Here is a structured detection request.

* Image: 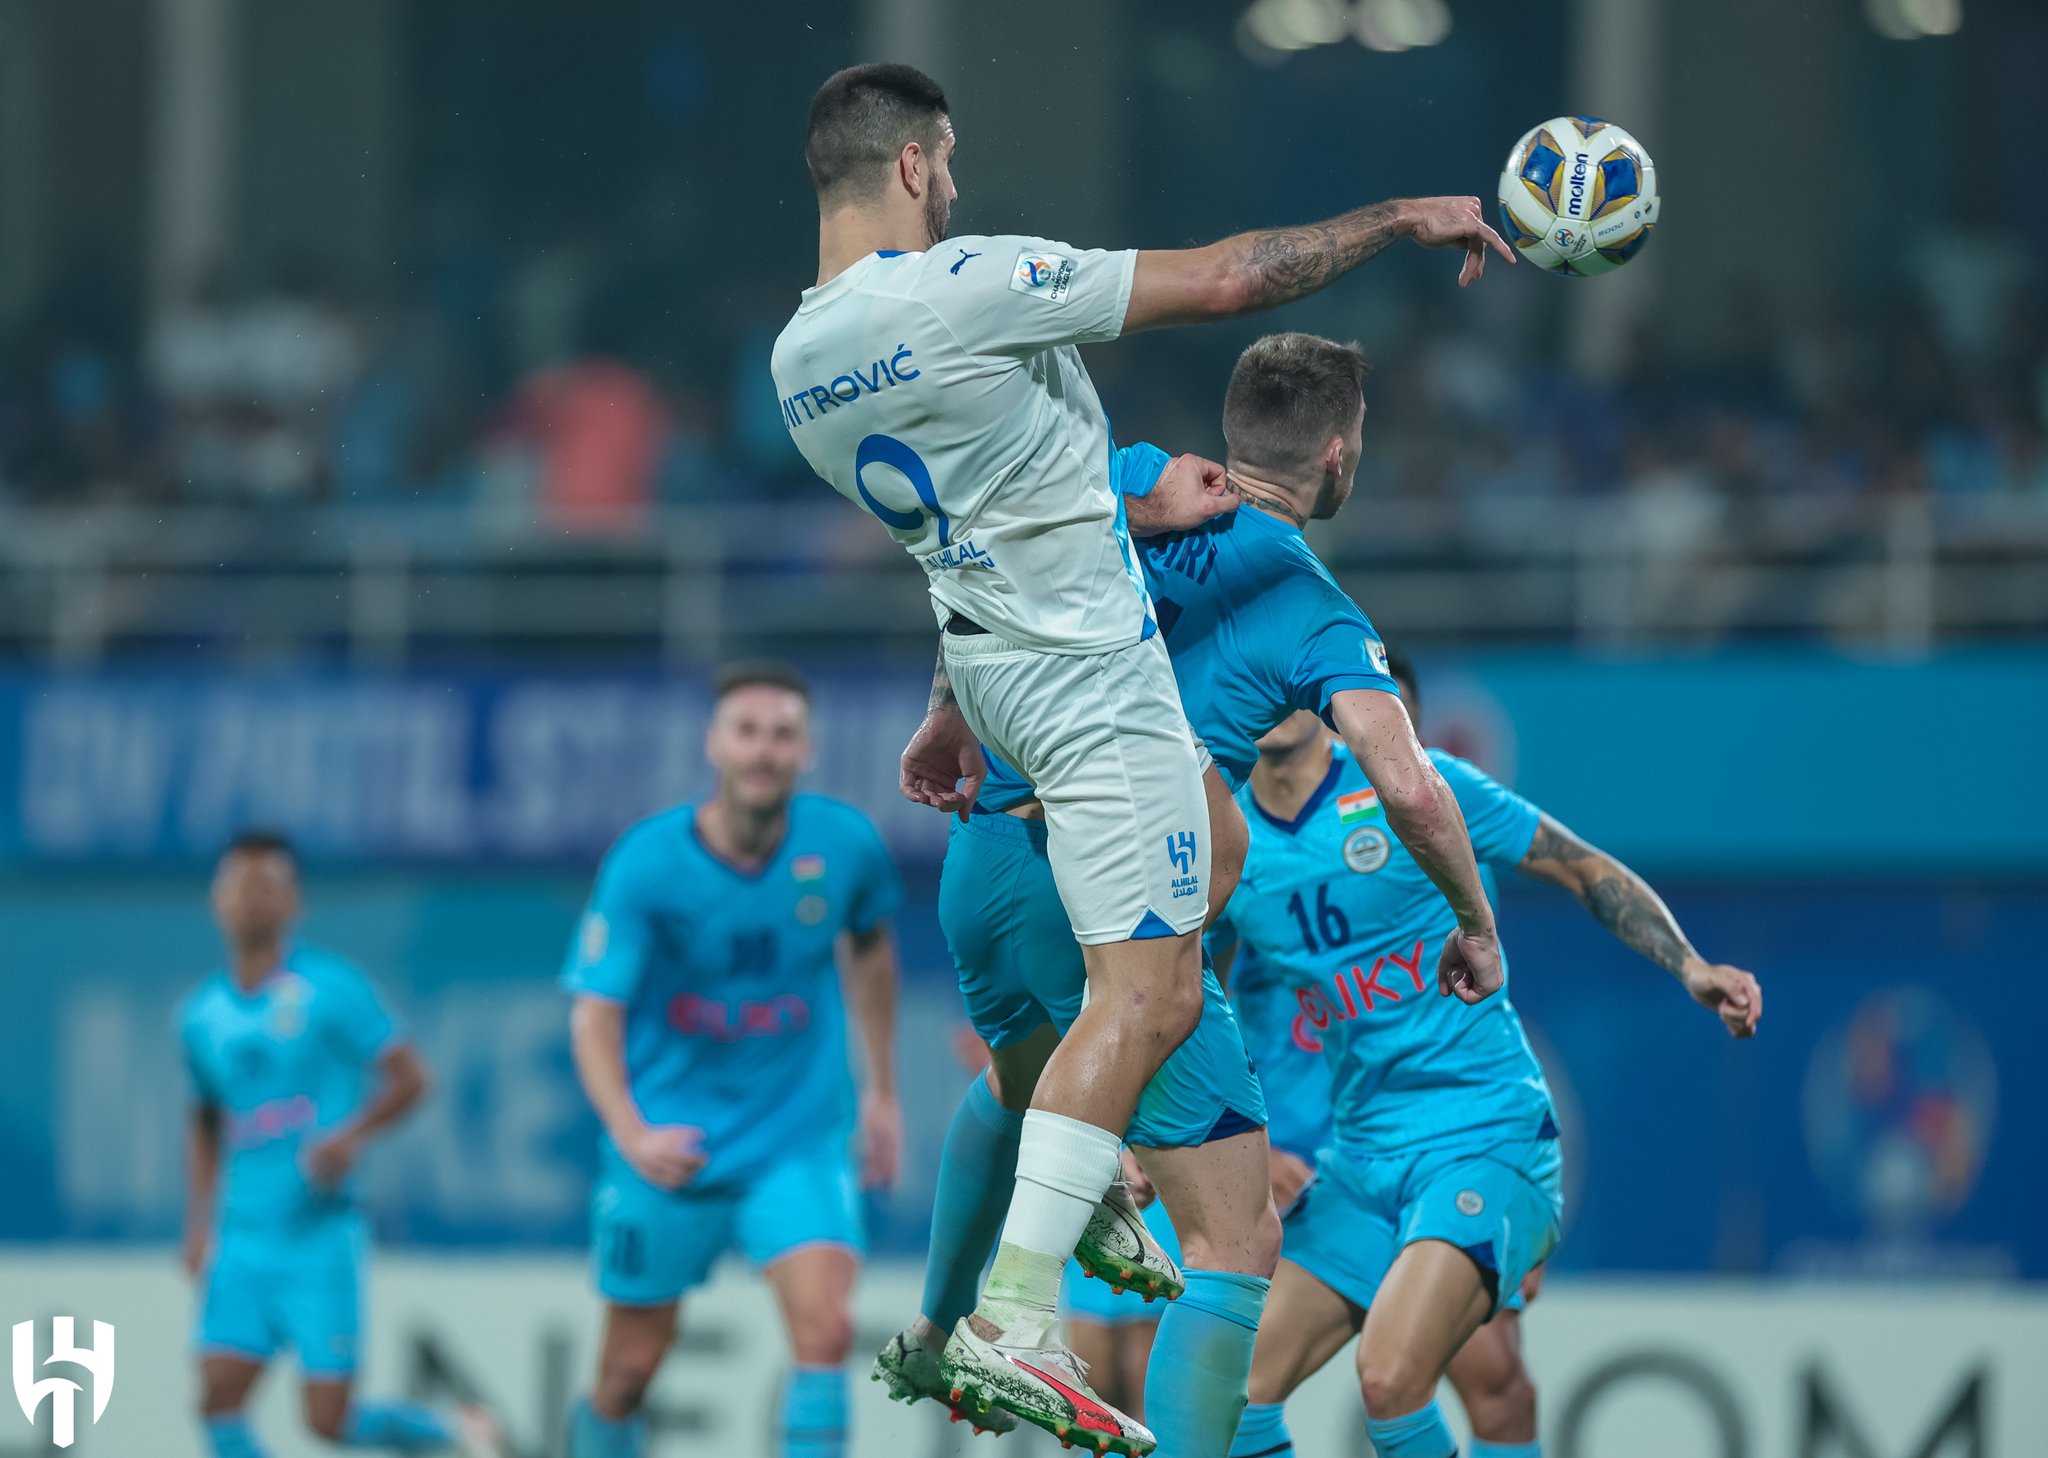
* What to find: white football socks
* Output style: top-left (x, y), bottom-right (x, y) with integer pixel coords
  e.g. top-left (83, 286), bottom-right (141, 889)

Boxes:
top-left (975, 1110), bottom-right (1123, 1347)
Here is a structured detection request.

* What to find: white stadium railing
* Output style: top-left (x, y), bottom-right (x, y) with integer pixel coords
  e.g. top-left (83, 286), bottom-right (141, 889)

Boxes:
top-left (2, 494), bottom-right (2045, 663)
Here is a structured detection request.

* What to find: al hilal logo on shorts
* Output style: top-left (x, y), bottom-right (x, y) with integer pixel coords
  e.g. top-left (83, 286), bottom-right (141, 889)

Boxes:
top-left (12, 1319), bottom-right (114, 1449)
top-left (1456, 1190), bottom-right (1485, 1217)
top-left (1166, 830), bottom-right (1202, 899)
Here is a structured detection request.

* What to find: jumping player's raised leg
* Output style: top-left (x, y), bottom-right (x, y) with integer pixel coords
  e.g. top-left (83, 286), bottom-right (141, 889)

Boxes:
top-left (931, 631), bottom-right (1215, 1455)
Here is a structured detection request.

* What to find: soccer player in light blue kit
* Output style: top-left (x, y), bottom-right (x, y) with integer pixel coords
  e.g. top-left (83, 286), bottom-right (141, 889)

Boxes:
top-left (561, 663), bottom-right (904, 1458)
top-left (179, 831), bottom-right (500, 1458)
top-left (880, 333), bottom-right (1509, 1458)
top-left (1216, 668), bottom-right (1763, 1458)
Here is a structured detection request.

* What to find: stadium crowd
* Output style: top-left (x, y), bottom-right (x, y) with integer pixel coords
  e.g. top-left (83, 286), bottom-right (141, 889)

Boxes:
top-left (4, 247), bottom-right (2046, 559)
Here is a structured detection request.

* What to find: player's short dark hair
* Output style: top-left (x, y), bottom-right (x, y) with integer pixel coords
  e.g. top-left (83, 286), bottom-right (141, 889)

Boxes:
top-left (223, 828), bottom-right (297, 866)
top-left (1221, 333), bottom-right (1370, 478)
top-left (805, 63), bottom-right (951, 203)
top-left (1383, 646), bottom-right (1421, 723)
top-left (714, 660), bottom-right (812, 704)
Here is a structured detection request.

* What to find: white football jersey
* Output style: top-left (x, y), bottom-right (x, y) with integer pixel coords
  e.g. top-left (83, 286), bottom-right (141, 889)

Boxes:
top-left (772, 235), bottom-right (1153, 654)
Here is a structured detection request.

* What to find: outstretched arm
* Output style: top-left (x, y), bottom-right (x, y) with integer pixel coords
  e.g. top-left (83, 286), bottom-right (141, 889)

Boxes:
top-left (1516, 814), bottom-right (1762, 1038)
top-left (1328, 687), bottom-right (1501, 1002)
top-left (1125, 196), bottom-right (1513, 332)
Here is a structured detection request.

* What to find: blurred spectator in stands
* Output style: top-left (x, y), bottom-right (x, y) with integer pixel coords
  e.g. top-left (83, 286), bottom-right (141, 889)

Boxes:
top-left (149, 260), bottom-right (364, 504)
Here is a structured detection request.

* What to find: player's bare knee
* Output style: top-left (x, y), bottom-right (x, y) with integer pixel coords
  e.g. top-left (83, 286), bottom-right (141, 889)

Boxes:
top-left (1357, 1348), bottom-right (1436, 1419)
top-left (1465, 1362), bottom-right (1538, 1438)
top-left (789, 1301), bottom-right (855, 1366)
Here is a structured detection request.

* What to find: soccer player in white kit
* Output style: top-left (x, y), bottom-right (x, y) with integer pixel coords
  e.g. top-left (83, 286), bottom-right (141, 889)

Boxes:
top-left (774, 63), bottom-right (1515, 1453)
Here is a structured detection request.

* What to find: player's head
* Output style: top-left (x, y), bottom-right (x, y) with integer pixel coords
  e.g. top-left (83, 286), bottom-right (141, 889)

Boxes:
top-left (1221, 333), bottom-right (1370, 521)
top-left (806, 63), bottom-right (955, 246)
top-left (1256, 708), bottom-right (1330, 760)
top-left (212, 829), bottom-right (301, 947)
top-left (707, 660), bottom-right (813, 812)
top-left (1384, 646), bottom-right (1421, 729)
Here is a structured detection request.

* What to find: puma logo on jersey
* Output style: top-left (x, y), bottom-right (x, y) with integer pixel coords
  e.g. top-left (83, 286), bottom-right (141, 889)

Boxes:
top-left (951, 248), bottom-right (981, 274)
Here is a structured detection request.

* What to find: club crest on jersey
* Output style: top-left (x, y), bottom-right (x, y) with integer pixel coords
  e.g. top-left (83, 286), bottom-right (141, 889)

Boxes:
top-left (795, 894), bottom-right (829, 926)
top-left (1010, 250), bottom-right (1075, 303)
top-left (1165, 829), bottom-right (1202, 899)
top-left (1342, 826), bottom-right (1390, 874)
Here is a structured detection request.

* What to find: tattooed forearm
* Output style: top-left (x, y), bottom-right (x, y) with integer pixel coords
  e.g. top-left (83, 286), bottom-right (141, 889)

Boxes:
top-left (927, 642), bottom-right (956, 712)
top-left (1583, 872), bottom-right (1694, 978)
top-left (1234, 201), bottom-right (1407, 311)
top-left (1523, 814), bottom-right (1696, 977)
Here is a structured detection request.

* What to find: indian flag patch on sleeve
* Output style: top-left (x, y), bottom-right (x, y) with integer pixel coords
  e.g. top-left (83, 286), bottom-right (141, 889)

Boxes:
top-left (1337, 787), bottom-right (1382, 824)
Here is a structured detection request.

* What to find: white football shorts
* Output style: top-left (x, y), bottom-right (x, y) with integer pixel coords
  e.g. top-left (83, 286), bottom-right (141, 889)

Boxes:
top-left (944, 628), bottom-right (1211, 945)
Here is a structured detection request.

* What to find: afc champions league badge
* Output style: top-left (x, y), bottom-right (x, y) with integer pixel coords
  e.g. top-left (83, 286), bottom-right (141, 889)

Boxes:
top-left (1342, 826), bottom-right (1390, 874)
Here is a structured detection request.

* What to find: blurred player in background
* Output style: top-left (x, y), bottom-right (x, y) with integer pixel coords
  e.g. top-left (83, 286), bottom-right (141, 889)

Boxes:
top-left (1215, 658), bottom-right (1763, 1458)
top-left (560, 662), bottom-right (904, 1458)
top-left (779, 58), bottom-right (1514, 1453)
top-left (881, 333), bottom-right (1503, 1458)
top-left (179, 831), bottom-right (500, 1458)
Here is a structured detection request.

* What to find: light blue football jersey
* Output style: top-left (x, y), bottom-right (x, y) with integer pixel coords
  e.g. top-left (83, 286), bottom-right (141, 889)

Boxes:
top-left (1217, 745), bottom-right (1554, 1157)
top-left (1223, 937), bottom-right (1335, 1161)
top-left (978, 441), bottom-right (1399, 810)
top-left (561, 793), bottom-right (902, 1188)
top-left (178, 945), bottom-right (400, 1233)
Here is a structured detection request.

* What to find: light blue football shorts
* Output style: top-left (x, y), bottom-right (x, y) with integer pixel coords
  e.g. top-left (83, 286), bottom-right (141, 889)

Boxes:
top-left (197, 1212), bottom-right (366, 1376)
top-left (1281, 1133), bottom-right (1562, 1319)
top-left (590, 1137), bottom-right (864, 1306)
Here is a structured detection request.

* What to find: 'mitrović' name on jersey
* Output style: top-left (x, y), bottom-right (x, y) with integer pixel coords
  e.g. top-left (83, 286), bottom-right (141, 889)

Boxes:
top-left (773, 237), bottom-right (1158, 655)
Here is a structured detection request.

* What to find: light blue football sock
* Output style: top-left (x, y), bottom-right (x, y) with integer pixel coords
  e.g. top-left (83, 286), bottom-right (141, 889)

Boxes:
top-left (782, 1365), bottom-right (846, 1458)
top-left (568, 1397), bottom-right (647, 1458)
top-left (1471, 1441), bottom-right (1542, 1457)
top-left (1145, 1268), bottom-right (1271, 1457)
top-left (204, 1416), bottom-right (269, 1458)
top-left (1366, 1399), bottom-right (1458, 1458)
top-left (339, 1400), bottom-right (455, 1450)
top-left (919, 1071), bottom-right (1025, 1330)
top-left (1228, 1401), bottom-right (1294, 1456)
